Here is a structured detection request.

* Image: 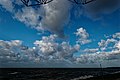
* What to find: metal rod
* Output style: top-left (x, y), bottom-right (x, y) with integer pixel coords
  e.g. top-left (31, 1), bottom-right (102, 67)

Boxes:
top-left (21, 0), bottom-right (96, 7)
top-left (100, 63), bottom-right (104, 80)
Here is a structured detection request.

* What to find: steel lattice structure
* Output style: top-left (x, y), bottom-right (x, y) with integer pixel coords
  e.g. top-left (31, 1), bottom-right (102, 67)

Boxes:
top-left (68, 0), bottom-right (96, 5)
top-left (21, 0), bottom-right (54, 6)
top-left (21, 0), bottom-right (96, 6)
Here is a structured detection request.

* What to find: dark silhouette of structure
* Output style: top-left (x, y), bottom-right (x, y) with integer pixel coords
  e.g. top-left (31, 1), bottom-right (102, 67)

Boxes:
top-left (21, 0), bottom-right (54, 6)
top-left (68, 0), bottom-right (96, 4)
top-left (100, 63), bottom-right (104, 80)
top-left (21, 0), bottom-right (96, 7)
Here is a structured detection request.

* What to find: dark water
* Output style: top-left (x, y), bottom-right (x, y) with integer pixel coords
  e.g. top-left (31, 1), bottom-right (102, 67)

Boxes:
top-left (0, 68), bottom-right (120, 80)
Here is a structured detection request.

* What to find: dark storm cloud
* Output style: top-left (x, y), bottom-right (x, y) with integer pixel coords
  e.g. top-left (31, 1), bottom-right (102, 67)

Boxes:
top-left (84, 0), bottom-right (120, 19)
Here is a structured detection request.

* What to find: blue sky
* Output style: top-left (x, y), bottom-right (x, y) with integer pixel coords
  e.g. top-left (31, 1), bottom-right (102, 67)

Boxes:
top-left (0, 0), bottom-right (120, 67)
top-left (0, 6), bottom-right (119, 47)
top-left (0, 10), bottom-right (40, 47)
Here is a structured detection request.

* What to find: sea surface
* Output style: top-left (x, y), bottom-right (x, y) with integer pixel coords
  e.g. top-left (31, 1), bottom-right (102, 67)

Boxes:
top-left (0, 68), bottom-right (120, 80)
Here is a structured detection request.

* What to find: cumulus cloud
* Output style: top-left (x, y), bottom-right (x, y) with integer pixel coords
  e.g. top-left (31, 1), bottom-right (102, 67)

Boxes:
top-left (76, 50), bottom-right (120, 64)
top-left (34, 34), bottom-right (80, 61)
top-left (0, 34), bottom-right (80, 67)
top-left (115, 41), bottom-right (120, 50)
top-left (75, 32), bottom-right (120, 64)
top-left (0, 27), bottom-right (120, 67)
top-left (98, 39), bottom-right (117, 51)
top-left (34, 34), bottom-right (58, 56)
top-left (113, 32), bottom-right (120, 39)
top-left (98, 33), bottom-right (120, 51)
top-left (0, 40), bottom-right (40, 64)
top-left (75, 27), bottom-right (91, 45)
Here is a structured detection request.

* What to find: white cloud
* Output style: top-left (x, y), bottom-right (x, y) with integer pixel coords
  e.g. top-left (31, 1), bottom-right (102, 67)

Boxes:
top-left (113, 32), bottom-right (120, 39)
top-left (15, 7), bottom-right (42, 29)
top-left (0, 40), bottom-right (37, 63)
top-left (75, 27), bottom-right (91, 45)
top-left (75, 32), bottom-right (120, 64)
top-left (8, 40), bottom-right (22, 46)
top-left (0, 33), bottom-right (80, 66)
top-left (34, 34), bottom-right (58, 56)
top-left (115, 41), bottom-right (120, 50)
top-left (98, 32), bottom-right (120, 51)
top-left (76, 50), bottom-right (120, 64)
top-left (98, 39), bottom-right (117, 51)
top-left (34, 34), bottom-right (80, 61)
top-left (59, 42), bottom-right (79, 59)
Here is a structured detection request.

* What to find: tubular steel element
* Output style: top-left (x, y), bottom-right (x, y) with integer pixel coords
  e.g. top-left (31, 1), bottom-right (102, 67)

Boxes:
top-left (21, 0), bottom-right (54, 6)
top-left (21, 0), bottom-right (96, 7)
top-left (68, 0), bottom-right (96, 5)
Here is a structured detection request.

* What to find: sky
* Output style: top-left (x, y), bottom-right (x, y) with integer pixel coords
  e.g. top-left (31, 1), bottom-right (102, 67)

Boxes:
top-left (0, 0), bottom-right (120, 68)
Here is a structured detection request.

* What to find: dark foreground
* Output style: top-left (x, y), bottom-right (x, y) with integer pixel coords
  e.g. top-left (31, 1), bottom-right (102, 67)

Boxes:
top-left (0, 68), bottom-right (120, 80)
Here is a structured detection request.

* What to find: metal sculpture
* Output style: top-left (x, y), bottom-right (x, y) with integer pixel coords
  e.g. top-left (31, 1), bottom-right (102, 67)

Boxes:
top-left (21, 0), bottom-right (96, 7)
top-left (68, 0), bottom-right (96, 5)
top-left (21, 0), bottom-right (54, 6)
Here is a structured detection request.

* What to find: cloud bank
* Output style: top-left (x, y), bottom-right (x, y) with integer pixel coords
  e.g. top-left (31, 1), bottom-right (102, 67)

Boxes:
top-left (0, 27), bottom-right (120, 67)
